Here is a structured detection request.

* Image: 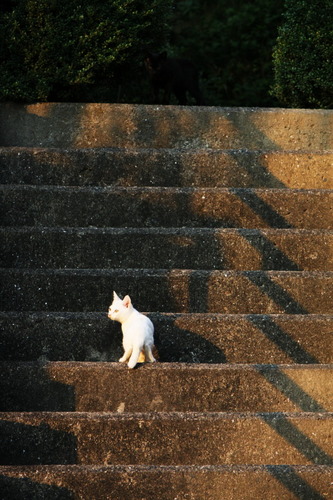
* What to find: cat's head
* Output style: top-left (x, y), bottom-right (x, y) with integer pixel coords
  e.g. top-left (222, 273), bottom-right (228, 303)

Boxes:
top-left (108, 291), bottom-right (133, 323)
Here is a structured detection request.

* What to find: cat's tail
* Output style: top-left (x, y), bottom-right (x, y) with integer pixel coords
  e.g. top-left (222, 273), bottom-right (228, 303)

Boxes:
top-left (137, 346), bottom-right (159, 364)
top-left (128, 345), bottom-right (158, 368)
top-left (138, 350), bottom-right (146, 363)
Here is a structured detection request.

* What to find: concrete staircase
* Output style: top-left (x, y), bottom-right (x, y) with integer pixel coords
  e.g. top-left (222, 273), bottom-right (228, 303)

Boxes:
top-left (0, 104), bottom-right (332, 499)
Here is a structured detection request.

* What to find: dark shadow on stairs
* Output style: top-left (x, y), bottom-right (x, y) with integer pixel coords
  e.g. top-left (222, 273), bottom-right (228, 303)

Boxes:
top-left (0, 474), bottom-right (74, 500)
top-left (230, 188), bottom-right (293, 228)
top-left (248, 315), bottom-right (318, 363)
top-left (0, 420), bottom-right (77, 465)
top-left (261, 413), bottom-right (333, 465)
top-left (266, 466), bottom-right (327, 500)
top-left (256, 365), bottom-right (325, 411)
top-left (0, 362), bottom-right (75, 411)
top-left (238, 230), bottom-right (301, 271)
top-left (228, 150), bottom-right (287, 188)
top-left (151, 313), bottom-right (226, 363)
top-left (245, 272), bottom-right (308, 314)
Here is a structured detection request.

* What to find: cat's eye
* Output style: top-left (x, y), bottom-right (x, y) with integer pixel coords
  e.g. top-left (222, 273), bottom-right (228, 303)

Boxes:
top-left (114, 309), bottom-right (119, 313)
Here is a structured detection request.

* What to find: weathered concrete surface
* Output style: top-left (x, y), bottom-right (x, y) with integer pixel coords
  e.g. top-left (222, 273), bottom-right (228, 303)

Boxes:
top-left (0, 104), bottom-right (332, 150)
top-left (0, 465), bottom-right (332, 500)
top-left (1, 147), bottom-right (332, 189)
top-left (0, 412), bottom-right (332, 465)
top-left (1, 362), bottom-right (332, 413)
top-left (1, 269), bottom-right (332, 313)
top-left (1, 186), bottom-right (332, 229)
top-left (2, 228), bottom-right (332, 271)
top-left (1, 313), bottom-right (332, 364)
top-left (1, 103), bottom-right (332, 495)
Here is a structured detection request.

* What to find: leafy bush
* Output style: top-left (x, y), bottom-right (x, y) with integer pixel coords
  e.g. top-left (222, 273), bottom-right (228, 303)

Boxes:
top-left (271, 0), bottom-right (333, 108)
top-left (3, 0), bottom-right (303, 106)
top-left (0, 0), bottom-right (172, 102)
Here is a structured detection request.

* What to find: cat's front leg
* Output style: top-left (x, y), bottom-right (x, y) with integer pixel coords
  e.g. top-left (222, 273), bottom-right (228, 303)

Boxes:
top-left (127, 346), bottom-right (141, 369)
top-left (119, 348), bottom-right (132, 363)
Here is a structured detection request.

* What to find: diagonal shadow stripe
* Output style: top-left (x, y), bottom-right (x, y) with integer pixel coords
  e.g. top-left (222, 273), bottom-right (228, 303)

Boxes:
top-left (230, 188), bottom-right (293, 228)
top-left (245, 272), bottom-right (308, 314)
top-left (248, 315), bottom-right (319, 363)
top-left (256, 365), bottom-right (326, 412)
top-left (238, 230), bottom-right (301, 270)
top-left (229, 150), bottom-right (287, 188)
top-left (266, 465), bottom-right (327, 500)
top-left (261, 413), bottom-right (333, 465)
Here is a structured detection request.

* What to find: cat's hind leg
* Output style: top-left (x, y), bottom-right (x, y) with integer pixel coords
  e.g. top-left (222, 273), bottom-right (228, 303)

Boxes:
top-left (144, 344), bottom-right (156, 363)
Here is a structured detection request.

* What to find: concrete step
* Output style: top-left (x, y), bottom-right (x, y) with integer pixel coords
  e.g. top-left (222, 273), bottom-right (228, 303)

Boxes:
top-left (0, 411), bottom-right (332, 465)
top-left (1, 147), bottom-right (332, 189)
top-left (1, 269), bottom-right (332, 314)
top-left (2, 228), bottom-right (332, 271)
top-left (1, 313), bottom-right (331, 364)
top-left (1, 362), bottom-right (332, 413)
top-left (0, 464), bottom-right (332, 500)
top-left (1, 186), bottom-right (332, 229)
top-left (1, 104), bottom-right (332, 151)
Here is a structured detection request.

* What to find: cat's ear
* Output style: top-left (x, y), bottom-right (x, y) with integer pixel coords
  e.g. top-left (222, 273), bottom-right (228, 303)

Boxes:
top-left (123, 295), bottom-right (132, 308)
top-left (113, 291), bottom-right (120, 301)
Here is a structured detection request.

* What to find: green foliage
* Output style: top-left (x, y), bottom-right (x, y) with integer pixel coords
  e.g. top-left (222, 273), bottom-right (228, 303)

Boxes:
top-left (4, 0), bottom-right (312, 106)
top-left (0, 0), bottom-right (172, 102)
top-left (170, 0), bottom-right (284, 106)
top-left (271, 0), bottom-right (333, 108)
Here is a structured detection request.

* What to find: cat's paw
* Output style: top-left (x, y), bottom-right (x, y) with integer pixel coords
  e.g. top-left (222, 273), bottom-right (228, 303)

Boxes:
top-left (119, 356), bottom-right (127, 363)
top-left (127, 360), bottom-right (137, 369)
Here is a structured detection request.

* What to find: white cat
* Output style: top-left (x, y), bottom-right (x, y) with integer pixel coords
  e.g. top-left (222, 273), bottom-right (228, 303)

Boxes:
top-left (108, 291), bottom-right (156, 369)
